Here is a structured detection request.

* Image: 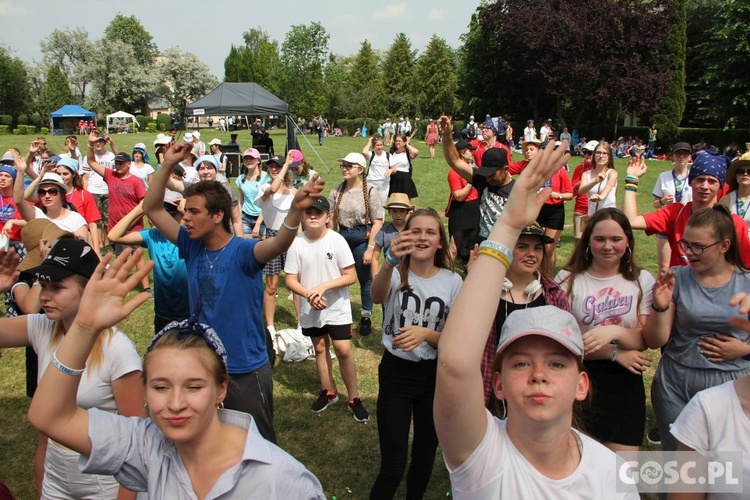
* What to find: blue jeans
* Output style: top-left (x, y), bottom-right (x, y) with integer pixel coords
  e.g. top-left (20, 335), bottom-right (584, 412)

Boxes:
top-left (339, 225), bottom-right (373, 313)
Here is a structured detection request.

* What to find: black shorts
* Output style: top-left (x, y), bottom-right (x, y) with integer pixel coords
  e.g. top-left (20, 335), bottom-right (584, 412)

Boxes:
top-left (536, 203), bottom-right (566, 231)
top-left (302, 324), bottom-right (352, 341)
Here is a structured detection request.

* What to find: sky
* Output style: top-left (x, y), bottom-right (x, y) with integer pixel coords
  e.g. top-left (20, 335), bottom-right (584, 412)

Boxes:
top-left (0, 0), bottom-right (480, 78)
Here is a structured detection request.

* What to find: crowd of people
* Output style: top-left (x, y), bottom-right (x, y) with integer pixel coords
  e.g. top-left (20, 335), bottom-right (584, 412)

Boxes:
top-left (0, 114), bottom-right (749, 499)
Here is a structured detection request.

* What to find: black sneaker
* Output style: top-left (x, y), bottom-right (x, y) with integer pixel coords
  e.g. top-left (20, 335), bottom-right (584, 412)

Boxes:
top-left (310, 389), bottom-right (338, 413)
top-left (348, 398), bottom-right (369, 423)
top-left (360, 316), bottom-right (372, 336)
top-left (646, 427), bottom-right (661, 446)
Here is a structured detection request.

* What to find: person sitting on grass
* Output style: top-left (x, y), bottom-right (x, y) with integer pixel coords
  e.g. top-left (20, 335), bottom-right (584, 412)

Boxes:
top-left (433, 135), bottom-right (639, 498)
top-left (25, 249), bottom-right (326, 499)
top-left (284, 197), bottom-right (369, 423)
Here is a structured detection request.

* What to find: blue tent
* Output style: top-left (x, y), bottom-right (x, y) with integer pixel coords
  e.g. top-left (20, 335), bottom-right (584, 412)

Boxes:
top-left (49, 105), bottom-right (96, 135)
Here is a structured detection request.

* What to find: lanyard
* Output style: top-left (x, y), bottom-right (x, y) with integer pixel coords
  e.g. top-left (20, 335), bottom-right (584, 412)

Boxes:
top-left (672, 170), bottom-right (687, 202)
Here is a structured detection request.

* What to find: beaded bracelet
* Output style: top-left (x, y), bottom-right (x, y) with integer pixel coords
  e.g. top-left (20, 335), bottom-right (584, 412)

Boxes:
top-left (385, 248), bottom-right (402, 266)
top-left (51, 353), bottom-right (85, 377)
top-left (477, 247), bottom-right (511, 269)
top-left (652, 302), bottom-right (670, 313)
top-left (625, 185), bottom-right (639, 192)
top-left (479, 240), bottom-right (513, 264)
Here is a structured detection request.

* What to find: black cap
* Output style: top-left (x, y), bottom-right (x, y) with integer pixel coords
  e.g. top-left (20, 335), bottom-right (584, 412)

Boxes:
top-left (520, 221), bottom-right (555, 244)
top-left (475, 148), bottom-right (509, 177)
top-left (28, 239), bottom-right (99, 282)
top-left (455, 140), bottom-right (477, 151)
top-left (113, 152), bottom-right (131, 163)
top-left (309, 197), bottom-right (330, 212)
top-left (673, 142), bottom-right (692, 154)
top-left (265, 155), bottom-right (284, 167)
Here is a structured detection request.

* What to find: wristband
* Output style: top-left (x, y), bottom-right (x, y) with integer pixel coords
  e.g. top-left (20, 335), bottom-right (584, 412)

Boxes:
top-left (611, 344), bottom-right (619, 362)
top-left (51, 352), bottom-right (85, 376)
top-left (282, 220), bottom-right (300, 231)
top-left (385, 248), bottom-right (402, 266)
top-left (477, 247), bottom-right (511, 269)
top-left (624, 175), bottom-right (639, 184)
top-left (479, 240), bottom-right (513, 265)
top-left (367, 244), bottom-right (375, 249)
top-left (652, 302), bottom-right (670, 313)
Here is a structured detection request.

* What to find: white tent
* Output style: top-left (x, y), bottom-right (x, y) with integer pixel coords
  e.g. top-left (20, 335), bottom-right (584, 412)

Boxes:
top-left (105, 110), bottom-right (139, 133)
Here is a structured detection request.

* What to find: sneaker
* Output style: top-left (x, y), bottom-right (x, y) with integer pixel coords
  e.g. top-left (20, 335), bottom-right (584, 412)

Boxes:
top-left (310, 389), bottom-right (338, 413)
top-left (646, 427), bottom-right (661, 446)
top-left (348, 398), bottom-right (369, 423)
top-left (360, 316), bottom-right (372, 336)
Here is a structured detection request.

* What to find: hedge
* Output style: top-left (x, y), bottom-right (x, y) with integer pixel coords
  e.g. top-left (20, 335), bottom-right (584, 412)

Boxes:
top-left (156, 113), bottom-right (171, 132)
top-left (0, 126), bottom-right (9, 135)
top-left (617, 126), bottom-right (750, 151)
top-left (1, 115), bottom-right (11, 127)
top-left (145, 123), bottom-right (157, 133)
top-left (40, 127), bottom-right (49, 135)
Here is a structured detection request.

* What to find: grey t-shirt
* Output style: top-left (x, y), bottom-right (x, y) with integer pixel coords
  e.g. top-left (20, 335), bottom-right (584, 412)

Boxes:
top-left (381, 267), bottom-right (463, 362)
top-left (666, 266), bottom-right (750, 371)
top-left (81, 408), bottom-right (325, 498)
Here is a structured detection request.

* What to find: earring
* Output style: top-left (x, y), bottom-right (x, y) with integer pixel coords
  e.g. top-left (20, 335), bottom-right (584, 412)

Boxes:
top-left (586, 245), bottom-right (593, 262)
top-left (501, 399), bottom-right (508, 420)
top-left (217, 401), bottom-right (225, 410)
top-left (623, 246), bottom-right (632, 264)
top-left (143, 401), bottom-right (149, 413)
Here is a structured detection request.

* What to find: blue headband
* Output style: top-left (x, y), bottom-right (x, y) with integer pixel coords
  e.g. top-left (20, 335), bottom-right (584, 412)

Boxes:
top-left (0, 165), bottom-right (17, 181)
top-left (689, 150), bottom-right (727, 188)
top-left (147, 320), bottom-right (228, 370)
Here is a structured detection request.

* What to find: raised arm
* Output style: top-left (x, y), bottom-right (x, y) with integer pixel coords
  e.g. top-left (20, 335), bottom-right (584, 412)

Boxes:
top-left (642, 270), bottom-right (676, 349)
top-left (85, 131), bottom-right (107, 178)
top-left (254, 174), bottom-right (325, 264)
top-left (12, 151), bottom-right (36, 222)
top-left (28, 250), bottom-right (152, 456)
top-left (434, 139), bottom-right (571, 470)
top-left (143, 143), bottom-right (193, 245)
top-left (622, 156), bottom-right (648, 230)
top-left (439, 116), bottom-right (473, 182)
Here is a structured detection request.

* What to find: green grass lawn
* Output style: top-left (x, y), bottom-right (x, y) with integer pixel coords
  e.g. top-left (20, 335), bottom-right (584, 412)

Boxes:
top-left (0, 129), bottom-right (667, 499)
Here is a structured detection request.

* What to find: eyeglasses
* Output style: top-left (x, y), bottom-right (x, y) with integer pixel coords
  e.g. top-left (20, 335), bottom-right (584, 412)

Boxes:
top-left (594, 151), bottom-right (609, 156)
top-left (38, 188), bottom-right (60, 197)
top-left (676, 239), bottom-right (721, 255)
top-left (735, 168), bottom-right (750, 176)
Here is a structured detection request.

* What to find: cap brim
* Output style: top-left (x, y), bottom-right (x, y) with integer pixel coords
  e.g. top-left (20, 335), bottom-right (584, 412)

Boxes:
top-left (27, 264), bottom-right (75, 282)
top-left (497, 330), bottom-right (583, 359)
top-left (475, 166), bottom-right (500, 177)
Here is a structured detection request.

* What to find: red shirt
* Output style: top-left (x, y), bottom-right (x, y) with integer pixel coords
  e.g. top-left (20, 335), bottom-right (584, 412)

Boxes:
top-left (508, 162), bottom-right (572, 206)
top-left (643, 202), bottom-right (750, 268)
top-left (103, 169), bottom-right (145, 231)
top-left (66, 188), bottom-right (101, 224)
top-left (0, 195), bottom-right (25, 241)
top-left (447, 169), bottom-right (479, 203)
top-left (571, 160), bottom-right (594, 214)
top-left (470, 140), bottom-right (511, 167)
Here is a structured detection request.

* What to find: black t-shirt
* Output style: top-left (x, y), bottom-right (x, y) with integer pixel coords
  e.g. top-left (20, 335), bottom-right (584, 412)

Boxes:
top-left (493, 293), bottom-right (547, 345)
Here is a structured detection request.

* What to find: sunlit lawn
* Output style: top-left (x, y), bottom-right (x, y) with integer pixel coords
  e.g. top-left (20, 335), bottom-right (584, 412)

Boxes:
top-left (0, 128), bottom-right (666, 499)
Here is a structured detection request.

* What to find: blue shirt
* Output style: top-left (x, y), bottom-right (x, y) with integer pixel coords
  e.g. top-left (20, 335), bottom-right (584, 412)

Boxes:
top-left (178, 227), bottom-right (266, 373)
top-left (138, 229), bottom-right (189, 320)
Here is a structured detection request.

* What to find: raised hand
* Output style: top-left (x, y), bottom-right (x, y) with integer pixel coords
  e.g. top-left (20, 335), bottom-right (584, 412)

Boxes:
top-left (652, 270), bottom-right (675, 310)
top-left (0, 248), bottom-right (20, 293)
top-left (388, 229), bottom-right (417, 260)
top-left (728, 292), bottom-right (750, 333)
top-left (161, 142), bottom-right (193, 168)
top-left (72, 249), bottom-right (154, 334)
top-left (626, 155), bottom-right (648, 178)
top-left (291, 174), bottom-right (325, 210)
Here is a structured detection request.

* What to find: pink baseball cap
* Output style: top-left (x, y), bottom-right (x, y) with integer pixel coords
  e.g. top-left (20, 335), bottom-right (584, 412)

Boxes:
top-left (242, 148), bottom-right (260, 159)
top-left (289, 149), bottom-right (304, 163)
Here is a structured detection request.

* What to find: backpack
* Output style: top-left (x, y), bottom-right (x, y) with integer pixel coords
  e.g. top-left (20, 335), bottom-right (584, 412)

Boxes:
top-left (466, 123), bottom-right (477, 139)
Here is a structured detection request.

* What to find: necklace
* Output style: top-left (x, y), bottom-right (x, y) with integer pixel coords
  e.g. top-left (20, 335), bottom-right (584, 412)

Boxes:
top-left (205, 243), bottom-right (230, 269)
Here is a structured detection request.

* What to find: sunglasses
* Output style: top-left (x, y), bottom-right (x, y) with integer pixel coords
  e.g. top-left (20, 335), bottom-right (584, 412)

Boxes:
top-left (340, 164), bottom-right (359, 170)
top-left (38, 188), bottom-right (60, 197)
top-left (583, 150), bottom-right (593, 155)
top-left (735, 168), bottom-right (750, 176)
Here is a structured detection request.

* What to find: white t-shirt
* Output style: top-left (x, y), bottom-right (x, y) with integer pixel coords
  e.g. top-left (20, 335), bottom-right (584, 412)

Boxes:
top-left (540, 125), bottom-right (551, 142)
top-left (584, 169), bottom-right (617, 215)
top-left (389, 151), bottom-right (411, 173)
top-left (284, 230), bottom-right (355, 328)
top-left (652, 169), bottom-right (692, 205)
top-left (34, 206), bottom-right (87, 234)
top-left (381, 267), bottom-right (463, 362)
top-left (554, 269), bottom-right (654, 332)
top-left (26, 314), bottom-right (141, 413)
top-left (84, 151), bottom-right (114, 195)
top-left (255, 183), bottom-right (294, 231)
top-left (367, 151), bottom-right (391, 183)
top-left (180, 163), bottom-right (200, 184)
top-left (130, 163), bottom-right (155, 189)
top-left (524, 126), bottom-right (537, 142)
top-left (448, 410), bottom-right (640, 499)
top-left (670, 380), bottom-right (750, 500)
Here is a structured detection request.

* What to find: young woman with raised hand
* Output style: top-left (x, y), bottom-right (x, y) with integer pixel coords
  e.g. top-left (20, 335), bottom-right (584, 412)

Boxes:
top-left (433, 123), bottom-right (638, 498)
top-left (555, 208), bottom-right (655, 452)
top-left (54, 157), bottom-right (102, 254)
top-left (369, 207), bottom-right (463, 499)
top-left (26, 249), bottom-right (326, 499)
top-left (644, 204), bottom-right (750, 451)
top-left (388, 135), bottom-right (419, 200)
top-left (362, 135), bottom-right (392, 205)
top-left (578, 141), bottom-right (618, 216)
top-left (0, 239), bottom-right (144, 499)
top-left (330, 152), bottom-right (384, 336)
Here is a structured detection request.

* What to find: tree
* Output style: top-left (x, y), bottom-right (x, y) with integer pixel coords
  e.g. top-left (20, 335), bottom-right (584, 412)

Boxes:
top-left (279, 22), bottom-right (330, 117)
top-left (381, 34), bottom-right (417, 117)
top-left (85, 38), bottom-right (158, 113)
top-left (37, 65), bottom-right (75, 118)
top-left (321, 54), bottom-right (351, 124)
top-left (415, 36), bottom-right (459, 118)
top-left (224, 28), bottom-right (282, 95)
top-left (457, 11), bottom-right (503, 116)
top-left (651, 0), bottom-right (687, 145)
top-left (341, 40), bottom-right (385, 120)
top-left (156, 47), bottom-right (219, 118)
top-left (682, 0), bottom-right (722, 127)
top-left (104, 14), bottom-right (158, 66)
top-left (39, 28), bottom-right (94, 102)
top-left (471, 0), bottom-right (675, 132)
top-left (0, 46), bottom-right (31, 123)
